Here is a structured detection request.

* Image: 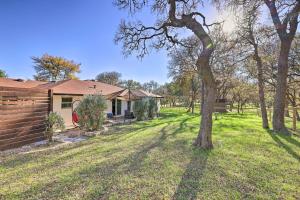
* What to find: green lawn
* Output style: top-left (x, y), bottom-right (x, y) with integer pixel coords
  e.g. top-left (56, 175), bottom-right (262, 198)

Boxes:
top-left (0, 108), bottom-right (299, 200)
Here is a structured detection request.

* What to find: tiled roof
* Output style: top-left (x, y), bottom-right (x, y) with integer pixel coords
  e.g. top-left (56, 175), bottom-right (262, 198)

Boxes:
top-left (0, 78), bottom-right (163, 98)
top-left (0, 78), bottom-right (46, 88)
top-left (131, 89), bottom-right (163, 98)
top-left (106, 88), bottom-right (163, 100)
top-left (36, 79), bottom-right (124, 96)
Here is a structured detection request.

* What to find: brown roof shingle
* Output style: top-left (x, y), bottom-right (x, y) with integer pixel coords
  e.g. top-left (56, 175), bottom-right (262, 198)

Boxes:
top-left (0, 78), bottom-right (46, 88)
top-left (36, 79), bottom-right (124, 96)
top-left (0, 78), bottom-right (163, 98)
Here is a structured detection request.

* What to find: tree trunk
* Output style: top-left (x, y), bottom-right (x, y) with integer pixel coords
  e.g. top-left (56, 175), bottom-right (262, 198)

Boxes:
top-left (229, 102), bottom-right (233, 112)
top-left (285, 108), bottom-right (290, 117)
top-left (191, 100), bottom-right (195, 114)
top-left (190, 76), bottom-right (196, 114)
top-left (172, 99), bottom-right (176, 107)
top-left (187, 99), bottom-right (195, 114)
top-left (241, 103), bottom-right (244, 114)
top-left (273, 41), bottom-right (291, 133)
top-left (181, 13), bottom-right (216, 149)
top-left (285, 95), bottom-right (290, 117)
top-left (291, 101), bottom-right (300, 121)
top-left (187, 100), bottom-right (193, 113)
top-left (254, 48), bottom-right (269, 129)
top-left (193, 57), bottom-right (216, 149)
top-left (200, 81), bottom-right (204, 115)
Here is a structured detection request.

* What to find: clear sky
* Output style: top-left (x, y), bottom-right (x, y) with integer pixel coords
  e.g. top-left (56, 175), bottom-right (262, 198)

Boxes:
top-left (0, 0), bottom-right (233, 84)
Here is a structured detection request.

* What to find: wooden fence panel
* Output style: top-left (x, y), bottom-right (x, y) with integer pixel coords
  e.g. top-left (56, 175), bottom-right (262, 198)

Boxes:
top-left (0, 87), bottom-right (50, 151)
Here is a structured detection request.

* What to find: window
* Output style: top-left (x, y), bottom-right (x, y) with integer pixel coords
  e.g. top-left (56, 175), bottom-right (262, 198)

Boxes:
top-left (117, 99), bottom-right (122, 115)
top-left (61, 97), bottom-right (73, 109)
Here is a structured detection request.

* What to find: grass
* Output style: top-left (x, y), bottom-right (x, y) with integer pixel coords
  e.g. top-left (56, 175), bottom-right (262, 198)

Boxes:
top-left (0, 107), bottom-right (300, 200)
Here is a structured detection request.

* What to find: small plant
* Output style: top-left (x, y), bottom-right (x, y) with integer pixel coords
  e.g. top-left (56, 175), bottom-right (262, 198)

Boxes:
top-left (76, 95), bottom-right (107, 131)
top-left (148, 98), bottom-right (158, 119)
top-left (46, 112), bottom-right (65, 142)
top-left (133, 99), bottom-right (149, 121)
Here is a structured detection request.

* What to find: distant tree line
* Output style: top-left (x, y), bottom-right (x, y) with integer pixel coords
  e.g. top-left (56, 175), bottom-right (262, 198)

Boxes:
top-left (0, 69), bottom-right (7, 78)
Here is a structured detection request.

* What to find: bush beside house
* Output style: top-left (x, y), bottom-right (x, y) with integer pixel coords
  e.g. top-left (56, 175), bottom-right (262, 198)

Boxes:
top-left (133, 99), bottom-right (149, 121)
top-left (76, 95), bottom-right (107, 131)
top-left (46, 112), bottom-right (65, 142)
top-left (133, 98), bottom-right (159, 121)
top-left (148, 98), bottom-right (158, 119)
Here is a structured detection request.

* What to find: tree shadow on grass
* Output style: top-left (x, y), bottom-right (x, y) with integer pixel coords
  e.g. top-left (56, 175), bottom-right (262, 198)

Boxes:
top-left (171, 117), bottom-right (191, 136)
top-left (276, 132), bottom-right (300, 148)
top-left (11, 123), bottom-right (175, 199)
top-left (287, 128), bottom-right (300, 137)
top-left (222, 113), bottom-right (253, 119)
top-left (172, 149), bottom-right (210, 200)
top-left (2, 114), bottom-right (198, 199)
top-left (160, 111), bottom-right (183, 118)
top-left (126, 124), bottom-right (170, 171)
top-left (1, 138), bottom-right (108, 169)
top-left (267, 130), bottom-right (300, 162)
top-left (2, 118), bottom-right (176, 169)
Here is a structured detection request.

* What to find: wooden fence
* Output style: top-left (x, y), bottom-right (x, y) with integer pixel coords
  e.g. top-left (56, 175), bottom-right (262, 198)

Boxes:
top-left (0, 87), bottom-right (50, 150)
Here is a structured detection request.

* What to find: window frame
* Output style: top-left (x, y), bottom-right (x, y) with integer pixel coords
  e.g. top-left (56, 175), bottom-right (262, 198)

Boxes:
top-left (61, 97), bottom-right (73, 109)
top-left (117, 99), bottom-right (122, 115)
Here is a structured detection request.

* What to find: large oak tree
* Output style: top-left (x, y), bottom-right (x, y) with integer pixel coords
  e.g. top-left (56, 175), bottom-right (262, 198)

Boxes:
top-left (114, 0), bottom-right (222, 149)
top-left (236, 3), bottom-right (269, 128)
top-left (264, 0), bottom-right (300, 133)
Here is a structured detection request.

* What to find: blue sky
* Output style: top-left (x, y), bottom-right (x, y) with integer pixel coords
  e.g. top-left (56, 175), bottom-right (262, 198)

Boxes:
top-left (0, 0), bottom-right (244, 84)
top-left (0, 0), bottom-right (173, 84)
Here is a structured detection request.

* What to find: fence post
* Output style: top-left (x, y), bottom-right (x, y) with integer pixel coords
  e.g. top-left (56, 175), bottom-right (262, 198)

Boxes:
top-left (48, 89), bottom-right (53, 113)
top-left (293, 107), bottom-right (297, 131)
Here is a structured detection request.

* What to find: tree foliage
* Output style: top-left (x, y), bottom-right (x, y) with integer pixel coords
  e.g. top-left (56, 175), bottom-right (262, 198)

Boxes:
top-left (32, 54), bottom-right (81, 81)
top-left (142, 80), bottom-right (159, 93)
top-left (76, 95), bottom-right (107, 131)
top-left (133, 99), bottom-right (149, 121)
top-left (96, 71), bottom-right (122, 85)
top-left (119, 79), bottom-right (142, 90)
top-left (0, 69), bottom-right (7, 78)
top-left (148, 98), bottom-right (159, 119)
top-left (114, 0), bottom-right (222, 149)
top-left (46, 112), bottom-right (65, 142)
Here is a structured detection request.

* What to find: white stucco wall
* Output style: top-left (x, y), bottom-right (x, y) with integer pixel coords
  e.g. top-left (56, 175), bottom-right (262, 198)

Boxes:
top-left (52, 95), bottom-right (163, 129)
top-left (53, 95), bottom-right (130, 129)
top-left (106, 100), bottom-right (112, 113)
top-left (157, 99), bottom-right (161, 112)
top-left (121, 99), bottom-right (127, 116)
top-left (52, 95), bottom-right (84, 129)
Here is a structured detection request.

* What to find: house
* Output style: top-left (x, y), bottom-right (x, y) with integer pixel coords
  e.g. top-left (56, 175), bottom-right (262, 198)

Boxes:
top-left (0, 78), bottom-right (163, 128)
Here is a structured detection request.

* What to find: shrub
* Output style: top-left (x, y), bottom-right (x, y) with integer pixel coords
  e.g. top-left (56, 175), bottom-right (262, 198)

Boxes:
top-left (148, 98), bottom-right (158, 119)
top-left (76, 95), bottom-right (107, 131)
top-left (46, 112), bottom-right (65, 142)
top-left (133, 99), bottom-right (149, 121)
